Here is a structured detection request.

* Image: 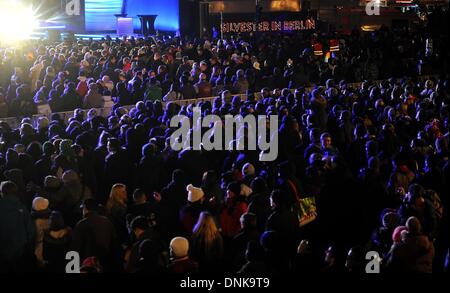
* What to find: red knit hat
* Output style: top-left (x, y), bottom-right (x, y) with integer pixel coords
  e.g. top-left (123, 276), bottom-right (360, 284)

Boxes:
top-left (392, 226), bottom-right (407, 243)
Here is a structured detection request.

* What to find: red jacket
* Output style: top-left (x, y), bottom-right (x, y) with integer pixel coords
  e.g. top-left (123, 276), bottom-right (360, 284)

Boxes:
top-left (76, 80), bottom-right (88, 98)
top-left (313, 43), bottom-right (323, 56)
top-left (329, 39), bottom-right (340, 52)
top-left (220, 199), bottom-right (248, 238)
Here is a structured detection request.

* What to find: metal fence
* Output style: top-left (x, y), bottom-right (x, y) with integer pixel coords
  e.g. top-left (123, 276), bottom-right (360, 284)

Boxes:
top-left (0, 75), bottom-right (438, 129)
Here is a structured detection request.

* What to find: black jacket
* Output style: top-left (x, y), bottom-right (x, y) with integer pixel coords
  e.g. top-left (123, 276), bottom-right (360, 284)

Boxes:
top-left (34, 155), bottom-right (52, 185)
top-left (125, 228), bottom-right (164, 273)
top-left (266, 207), bottom-right (299, 256)
top-left (71, 212), bottom-right (118, 271)
top-left (104, 150), bottom-right (134, 192)
top-left (42, 228), bottom-right (72, 272)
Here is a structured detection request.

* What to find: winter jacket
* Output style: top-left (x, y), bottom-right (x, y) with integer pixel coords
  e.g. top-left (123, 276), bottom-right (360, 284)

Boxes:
top-left (31, 210), bottom-right (50, 267)
top-left (233, 78), bottom-right (249, 94)
top-left (83, 83), bottom-right (103, 109)
top-left (388, 166), bottom-right (415, 195)
top-left (220, 199), bottom-right (248, 238)
top-left (230, 228), bottom-right (260, 270)
top-left (60, 89), bottom-right (81, 112)
top-left (42, 227), bottom-right (72, 272)
top-left (387, 233), bottom-right (435, 273)
top-left (0, 195), bottom-right (35, 265)
top-left (266, 207), bottom-right (299, 256)
top-left (125, 228), bottom-right (163, 273)
top-left (104, 150), bottom-right (134, 193)
top-left (190, 233), bottom-right (224, 273)
top-left (179, 202), bottom-right (205, 236)
top-left (168, 257), bottom-right (199, 273)
top-left (71, 212), bottom-right (118, 270)
top-left (144, 85), bottom-right (163, 102)
top-left (195, 81), bottom-right (213, 98)
top-left (76, 79), bottom-right (88, 98)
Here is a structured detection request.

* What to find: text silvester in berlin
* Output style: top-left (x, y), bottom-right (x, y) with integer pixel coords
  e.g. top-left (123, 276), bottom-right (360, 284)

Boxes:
top-left (221, 19), bottom-right (315, 33)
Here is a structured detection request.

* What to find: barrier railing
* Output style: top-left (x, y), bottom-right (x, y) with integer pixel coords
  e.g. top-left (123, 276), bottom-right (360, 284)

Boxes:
top-left (0, 75), bottom-right (439, 129)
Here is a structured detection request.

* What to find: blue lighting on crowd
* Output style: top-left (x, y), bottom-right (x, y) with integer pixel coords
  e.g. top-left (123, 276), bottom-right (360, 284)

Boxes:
top-left (85, 0), bottom-right (179, 32)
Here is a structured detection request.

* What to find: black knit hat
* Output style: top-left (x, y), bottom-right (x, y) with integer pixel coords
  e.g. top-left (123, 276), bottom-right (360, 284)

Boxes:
top-left (227, 181), bottom-right (241, 196)
top-left (80, 198), bottom-right (98, 211)
top-left (131, 216), bottom-right (149, 231)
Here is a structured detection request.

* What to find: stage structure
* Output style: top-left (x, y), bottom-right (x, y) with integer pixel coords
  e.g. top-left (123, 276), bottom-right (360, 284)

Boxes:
top-left (31, 0), bottom-right (179, 35)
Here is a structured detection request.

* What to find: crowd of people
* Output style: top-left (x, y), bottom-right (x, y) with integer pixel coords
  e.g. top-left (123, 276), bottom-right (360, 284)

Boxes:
top-left (0, 24), bottom-right (449, 273)
top-left (0, 24), bottom-right (448, 118)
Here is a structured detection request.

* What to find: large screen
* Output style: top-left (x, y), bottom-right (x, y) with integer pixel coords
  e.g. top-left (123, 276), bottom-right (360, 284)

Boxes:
top-left (85, 0), bottom-right (179, 32)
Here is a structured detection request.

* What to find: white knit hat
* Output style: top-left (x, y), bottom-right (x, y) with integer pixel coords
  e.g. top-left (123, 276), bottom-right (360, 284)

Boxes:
top-left (170, 237), bottom-right (189, 258)
top-left (186, 184), bottom-right (204, 203)
top-left (32, 197), bottom-right (49, 211)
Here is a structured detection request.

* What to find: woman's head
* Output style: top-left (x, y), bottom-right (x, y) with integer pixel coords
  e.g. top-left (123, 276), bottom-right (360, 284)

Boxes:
top-left (202, 170), bottom-right (218, 186)
top-left (193, 211), bottom-right (219, 239)
top-left (108, 183), bottom-right (127, 208)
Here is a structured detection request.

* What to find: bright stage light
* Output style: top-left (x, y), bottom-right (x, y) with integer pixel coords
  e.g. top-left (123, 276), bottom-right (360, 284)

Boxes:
top-left (0, 1), bottom-right (39, 42)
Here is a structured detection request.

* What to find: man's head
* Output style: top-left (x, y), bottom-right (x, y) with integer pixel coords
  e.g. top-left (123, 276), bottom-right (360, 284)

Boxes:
top-left (130, 216), bottom-right (149, 238)
top-left (0, 181), bottom-right (18, 198)
top-left (240, 212), bottom-right (257, 230)
top-left (406, 216), bottom-right (422, 235)
top-left (309, 128), bottom-right (321, 144)
top-left (365, 140), bottom-right (378, 158)
top-left (169, 237), bottom-right (189, 260)
top-left (107, 137), bottom-right (121, 154)
top-left (321, 133), bottom-right (332, 149)
top-left (406, 183), bottom-right (425, 208)
top-left (80, 198), bottom-right (98, 217)
top-left (270, 189), bottom-right (284, 209)
top-left (133, 188), bottom-right (147, 204)
top-left (226, 182), bottom-right (241, 200)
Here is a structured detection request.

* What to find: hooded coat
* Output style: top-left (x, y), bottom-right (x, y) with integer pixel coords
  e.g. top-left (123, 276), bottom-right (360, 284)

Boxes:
top-left (42, 227), bottom-right (72, 272)
top-left (387, 232), bottom-right (435, 273)
top-left (83, 83), bottom-right (103, 109)
top-left (0, 195), bottom-right (36, 269)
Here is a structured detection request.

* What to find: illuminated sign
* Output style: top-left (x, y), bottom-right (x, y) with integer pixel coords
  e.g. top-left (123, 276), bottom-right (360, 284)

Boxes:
top-left (359, 0), bottom-right (388, 6)
top-left (221, 18), bottom-right (315, 33)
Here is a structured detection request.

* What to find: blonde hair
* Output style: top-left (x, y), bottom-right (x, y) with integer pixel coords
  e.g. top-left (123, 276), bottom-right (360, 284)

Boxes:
top-left (192, 212), bottom-right (221, 252)
top-left (106, 183), bottom-right (127, 211)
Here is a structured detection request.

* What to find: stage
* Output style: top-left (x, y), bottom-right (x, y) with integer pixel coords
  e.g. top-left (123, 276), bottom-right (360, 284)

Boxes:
top-left (28, 0), bottom-right (180, 36)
